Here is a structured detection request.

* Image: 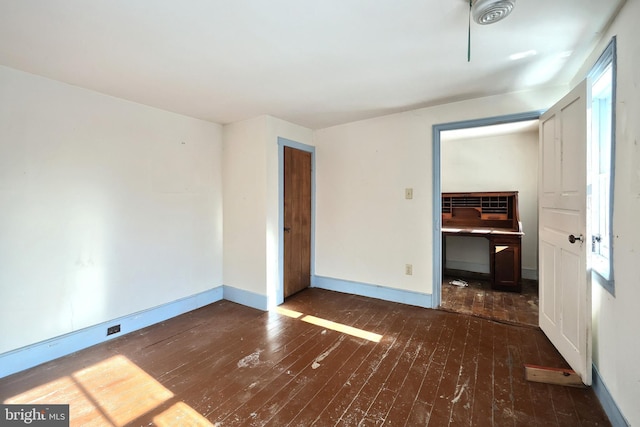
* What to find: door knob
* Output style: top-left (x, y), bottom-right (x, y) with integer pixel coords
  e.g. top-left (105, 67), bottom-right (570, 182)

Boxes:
top-left (284, 227), bottom-right (291, 233)
top-left (568, 234), bottom-right (583, 244)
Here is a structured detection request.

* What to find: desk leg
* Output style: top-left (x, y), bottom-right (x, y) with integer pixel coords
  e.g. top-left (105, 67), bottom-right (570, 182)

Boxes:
top-left (442, 234), bottom-right (446, 276)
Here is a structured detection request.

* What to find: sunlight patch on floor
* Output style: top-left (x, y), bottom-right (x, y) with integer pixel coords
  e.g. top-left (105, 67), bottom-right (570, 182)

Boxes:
top-left (274, 306), bottom-right (382, 342)
top-left (274, 307), bottom-right (303, 319)
top-left (3, 354), bottom-right (214, 426)
top-left (154, 401), bottom-right (213, 426)
top-left (71, 355), bottom-right (173, 426)
top-left (301, 315), bottom-right (382, 343)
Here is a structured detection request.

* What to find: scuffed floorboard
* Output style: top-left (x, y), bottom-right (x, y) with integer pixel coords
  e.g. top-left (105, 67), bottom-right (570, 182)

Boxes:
top-left (0, 288), bottom-right (608, 426)
top-left (441, 275), bottom-right (539, 327)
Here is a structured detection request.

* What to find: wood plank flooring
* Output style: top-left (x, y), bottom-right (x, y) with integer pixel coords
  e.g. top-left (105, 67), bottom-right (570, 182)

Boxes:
top-left (0, 288), bottom-right (608, 426)
top-left (441, 276), bottom-right (539, 327)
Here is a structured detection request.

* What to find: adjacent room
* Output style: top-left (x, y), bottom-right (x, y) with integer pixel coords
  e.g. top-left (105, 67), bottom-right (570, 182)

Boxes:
top-left (1, 1), bottom-right (638, 425)
top-left (439, 120), bottom-right (540, 327)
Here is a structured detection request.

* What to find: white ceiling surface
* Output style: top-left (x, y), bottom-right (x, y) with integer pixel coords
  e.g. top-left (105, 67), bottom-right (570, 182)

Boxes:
top-left (0, 1), bottom-right (625, 129)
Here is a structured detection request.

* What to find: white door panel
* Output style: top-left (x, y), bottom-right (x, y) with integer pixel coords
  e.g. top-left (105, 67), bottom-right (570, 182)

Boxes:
top-left (539, 241), bottom-right (556, 322)
top-left (541, 117), bottom-right (557, 196)
top-left (540, 208), bottom-right (583, 235)
top-left (560, 249), bottom-right (580, 348)
top-left (539, 80), bottom-right (591, 385)
top-left (560, 97), bottom-right (586, 196)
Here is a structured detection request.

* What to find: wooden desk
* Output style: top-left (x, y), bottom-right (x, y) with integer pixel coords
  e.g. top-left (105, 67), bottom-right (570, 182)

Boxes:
top-left (442, 192), bottom-right (523, 292)
top-left (442, 227), bottom-right (523, 292)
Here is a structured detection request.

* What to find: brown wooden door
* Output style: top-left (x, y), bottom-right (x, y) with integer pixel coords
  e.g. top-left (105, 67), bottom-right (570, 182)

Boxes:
top-left (283, 146), bottom-right (312, 298)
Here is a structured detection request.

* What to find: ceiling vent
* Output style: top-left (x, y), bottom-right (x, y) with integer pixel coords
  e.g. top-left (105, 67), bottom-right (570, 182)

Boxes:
top-left (472, 0), bottom-right (515, 25)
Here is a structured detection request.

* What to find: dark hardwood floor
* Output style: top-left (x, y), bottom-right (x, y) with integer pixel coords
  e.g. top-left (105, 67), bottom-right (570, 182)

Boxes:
top-left (0, 288), bottom-right (608, 426)
top-left (441, 275), bottom-right (539, 327)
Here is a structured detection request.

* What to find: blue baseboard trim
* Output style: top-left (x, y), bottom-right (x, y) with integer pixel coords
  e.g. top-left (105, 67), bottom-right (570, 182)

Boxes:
top-left (312, 275), bottom-right (432, 309)
top-left (0, 286), bottom-right (224, 379)
top-left (223, 285), bottom-right (269, 311)
top-left (592, 364), bottom-right (629, 426)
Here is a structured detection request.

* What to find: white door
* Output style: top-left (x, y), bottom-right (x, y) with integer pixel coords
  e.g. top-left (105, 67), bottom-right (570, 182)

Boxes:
top-left (538, 80), bottom-right (592, 385)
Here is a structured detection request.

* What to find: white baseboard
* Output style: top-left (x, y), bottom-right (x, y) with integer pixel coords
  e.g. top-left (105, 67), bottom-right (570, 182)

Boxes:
top-left (522, 268), bottom-right (538, 281)
top-left (445, 261), bottom-right (538, 282)
top-left (444, 260), bottom-right (489, 274)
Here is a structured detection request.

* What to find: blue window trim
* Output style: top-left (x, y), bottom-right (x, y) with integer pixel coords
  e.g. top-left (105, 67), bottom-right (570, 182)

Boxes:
top-left (588, 36), bottom-right (616, 295)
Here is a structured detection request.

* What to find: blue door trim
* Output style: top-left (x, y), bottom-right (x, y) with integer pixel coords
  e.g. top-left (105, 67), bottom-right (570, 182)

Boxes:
top-left (277, 137), bottom-right (315, 306)
top-left (431, 111), bottom-right (543, 308)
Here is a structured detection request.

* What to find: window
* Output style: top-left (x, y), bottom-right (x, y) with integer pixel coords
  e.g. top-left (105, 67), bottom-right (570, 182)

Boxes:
top-left (588, 37), bottom-right (616, 294)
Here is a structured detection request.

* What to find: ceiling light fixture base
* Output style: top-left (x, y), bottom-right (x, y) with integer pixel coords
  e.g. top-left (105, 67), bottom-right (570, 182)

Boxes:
top-left (472, 0), bottom-right (515, 25)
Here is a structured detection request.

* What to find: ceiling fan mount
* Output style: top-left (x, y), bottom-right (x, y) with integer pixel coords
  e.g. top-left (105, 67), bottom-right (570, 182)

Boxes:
top-left (465, 0), bottom-right (516, 61)
top-left (471, 0), bottom-right (516, 25)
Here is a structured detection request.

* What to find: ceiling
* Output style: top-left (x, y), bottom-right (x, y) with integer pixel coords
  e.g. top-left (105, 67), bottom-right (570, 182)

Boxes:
top-left (0, 1), bottom-right (625, 129)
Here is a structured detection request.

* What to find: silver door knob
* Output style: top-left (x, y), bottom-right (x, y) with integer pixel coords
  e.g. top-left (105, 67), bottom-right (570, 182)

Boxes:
top-left (568, 234), bottom-right (583, 244)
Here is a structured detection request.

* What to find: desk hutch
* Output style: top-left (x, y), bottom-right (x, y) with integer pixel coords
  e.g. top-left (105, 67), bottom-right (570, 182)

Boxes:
top-left (442, 191), bottom-right (523, 292)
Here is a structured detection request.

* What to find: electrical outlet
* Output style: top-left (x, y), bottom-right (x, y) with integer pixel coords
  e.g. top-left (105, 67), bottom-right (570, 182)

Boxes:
top-left (405, 188), bottom-right (413, 199)
top-left (107, 325), bottom-right (121, 336)
top-left (405, 264), bottom-right (413, 275)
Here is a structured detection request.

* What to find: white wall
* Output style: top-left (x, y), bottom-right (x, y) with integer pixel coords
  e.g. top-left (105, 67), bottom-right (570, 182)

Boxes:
top-left (0, 66), bottom-right (224, 354)
top-left (222, 116), bottom-right (269, 299)
top-left (442, 130), bottom-right (539, 279)
top-left (222, 115), bottom-right (313, 306)
top-left (573, 0), bottom-right (640, 424)
top-left (314, 87), bottom-right (564, 295)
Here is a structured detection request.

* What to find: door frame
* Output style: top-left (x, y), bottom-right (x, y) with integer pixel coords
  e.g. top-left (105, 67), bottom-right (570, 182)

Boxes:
top-left (277, 137), bottom-right (316, 305)
top-left (431, 111), bottom-right (543, 308)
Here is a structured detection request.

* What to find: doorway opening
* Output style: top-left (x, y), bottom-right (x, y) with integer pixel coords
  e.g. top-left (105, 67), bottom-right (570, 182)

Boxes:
top-left (432, 112), bottom-right (541, 327)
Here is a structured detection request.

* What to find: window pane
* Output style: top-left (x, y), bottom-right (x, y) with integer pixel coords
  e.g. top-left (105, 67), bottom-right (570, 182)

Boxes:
top-left (588, 38), bottom-right (615, 289)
